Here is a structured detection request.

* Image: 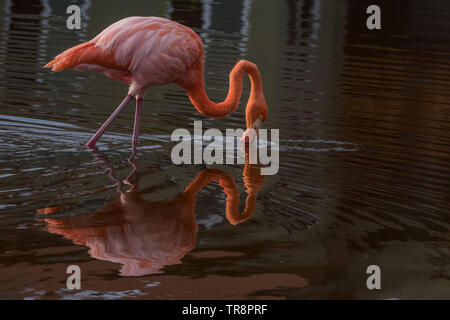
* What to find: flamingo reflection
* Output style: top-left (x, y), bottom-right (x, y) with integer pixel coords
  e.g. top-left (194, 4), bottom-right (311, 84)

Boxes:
top-left (39, 151), bottom-right (265, 276)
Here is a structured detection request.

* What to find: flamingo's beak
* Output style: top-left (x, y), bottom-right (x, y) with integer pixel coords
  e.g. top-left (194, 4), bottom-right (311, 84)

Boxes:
top-left (240, 117), bottom-right (263, 144)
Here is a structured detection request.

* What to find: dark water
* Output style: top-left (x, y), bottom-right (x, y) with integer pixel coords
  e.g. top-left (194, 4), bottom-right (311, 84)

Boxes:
top-left (0, 0), bottom-right (449, 299)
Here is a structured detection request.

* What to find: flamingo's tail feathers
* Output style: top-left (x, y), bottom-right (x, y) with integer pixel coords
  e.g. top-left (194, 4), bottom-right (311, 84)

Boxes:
top-left (44, 42), bottom-right (96, 71)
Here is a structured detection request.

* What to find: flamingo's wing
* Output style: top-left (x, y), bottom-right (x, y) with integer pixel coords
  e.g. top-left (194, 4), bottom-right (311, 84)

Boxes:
top-left (44, 17), bottom-right (203, 79)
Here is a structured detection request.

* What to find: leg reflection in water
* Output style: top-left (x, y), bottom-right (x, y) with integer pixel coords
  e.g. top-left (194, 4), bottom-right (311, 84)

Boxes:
top-left (37, 150), bottom-right (265, 276)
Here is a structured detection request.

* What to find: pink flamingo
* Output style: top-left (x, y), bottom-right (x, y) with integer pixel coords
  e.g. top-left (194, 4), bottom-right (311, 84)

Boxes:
top-left (45, 16), bottom-right (268, 148)
top-left (38, 152), bottom-right (265, 276)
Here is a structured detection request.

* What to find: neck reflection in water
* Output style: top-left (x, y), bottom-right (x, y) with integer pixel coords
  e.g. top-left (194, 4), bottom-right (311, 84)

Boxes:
top-left (39, 150), bottom-right (265, 276)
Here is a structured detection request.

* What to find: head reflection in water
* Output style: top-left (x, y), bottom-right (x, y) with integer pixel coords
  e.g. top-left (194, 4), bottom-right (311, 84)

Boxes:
top-left (38, 151), bottom-right (265, 276)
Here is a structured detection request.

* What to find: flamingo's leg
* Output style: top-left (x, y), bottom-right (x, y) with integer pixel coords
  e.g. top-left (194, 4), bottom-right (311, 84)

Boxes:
top-left (132, 98), bottom-right (143, 148)
top-left (86, 94), bottom-right (133, 148)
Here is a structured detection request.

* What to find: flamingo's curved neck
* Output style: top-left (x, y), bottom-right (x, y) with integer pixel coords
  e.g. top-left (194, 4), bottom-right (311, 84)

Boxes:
top-left (182, 165), bottom-right (264, 225)
top-left (183, 60), bottom-right (264, 121)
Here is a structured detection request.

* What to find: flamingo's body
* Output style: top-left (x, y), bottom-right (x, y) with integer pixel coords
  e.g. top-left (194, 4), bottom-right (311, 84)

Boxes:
top-left (39, 154), bottom-right (265, 276)
top-left (45, 16), bottom-right (268, 148)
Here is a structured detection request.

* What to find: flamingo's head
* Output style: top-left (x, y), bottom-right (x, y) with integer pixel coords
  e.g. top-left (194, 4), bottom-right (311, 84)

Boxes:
top-left (241, 96), bottom-right (268, 144)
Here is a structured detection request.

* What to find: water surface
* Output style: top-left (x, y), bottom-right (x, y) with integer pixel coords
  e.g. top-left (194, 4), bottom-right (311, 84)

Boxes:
top-left (0, 0), bottom-right (449, 299)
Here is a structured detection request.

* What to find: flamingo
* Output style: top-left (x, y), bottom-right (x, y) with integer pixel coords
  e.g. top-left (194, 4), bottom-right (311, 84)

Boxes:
top-left (38, 151), bottom-right (265, 276)
top-left (44, 16), bottom-right (268, 148)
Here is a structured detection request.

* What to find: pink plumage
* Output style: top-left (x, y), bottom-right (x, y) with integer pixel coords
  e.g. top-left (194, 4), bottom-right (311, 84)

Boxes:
top-left (46, 17), bottom-right (203, 97)
top-left (45, 16), bottom-right (268, 149)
